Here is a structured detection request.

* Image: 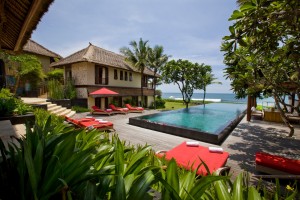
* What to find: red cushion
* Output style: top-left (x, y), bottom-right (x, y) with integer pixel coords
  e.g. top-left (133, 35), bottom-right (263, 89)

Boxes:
top-left (159, 142), bottom-right (229, 176)
top-left (256, 152), bottom-right (300, 174)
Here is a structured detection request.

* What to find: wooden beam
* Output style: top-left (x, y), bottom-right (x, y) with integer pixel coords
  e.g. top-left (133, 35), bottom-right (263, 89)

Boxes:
top-left (14, 0), bottom-right (42, 51)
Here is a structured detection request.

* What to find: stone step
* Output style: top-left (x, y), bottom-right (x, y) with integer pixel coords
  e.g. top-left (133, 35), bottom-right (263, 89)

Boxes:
top-left (59, 109), bottom-right (75, 117)
top-left (51, 107), bottom-right (66, 115)
top-left (48, 105), bottom-right (62, 112)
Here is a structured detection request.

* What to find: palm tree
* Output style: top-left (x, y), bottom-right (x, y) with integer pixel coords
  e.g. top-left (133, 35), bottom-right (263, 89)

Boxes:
top-left (120, 38), bottom-right (149, 107)
top-left (201, 65), bottom-right (221, 106)
top-left (147, 45), bottom-right (169, 109)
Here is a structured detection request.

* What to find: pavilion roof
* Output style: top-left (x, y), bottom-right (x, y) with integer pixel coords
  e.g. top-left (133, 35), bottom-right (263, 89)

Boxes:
top-left (0, 0), bottom-right (54, 52)
top-left (23, 39), bottom-right (61, 58)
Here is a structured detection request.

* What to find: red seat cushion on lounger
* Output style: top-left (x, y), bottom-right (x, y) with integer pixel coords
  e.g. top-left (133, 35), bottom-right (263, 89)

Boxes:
top-left (256, 152), bottom-right (300, 174)
top-left (79, 120), bottom-right (113, 127)
top-left (159, 142), bottom-right (229, 176)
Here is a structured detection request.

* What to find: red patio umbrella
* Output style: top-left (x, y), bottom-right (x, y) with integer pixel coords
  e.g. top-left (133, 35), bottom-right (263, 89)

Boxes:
top-left (89, 87), bottom-right (119, 97)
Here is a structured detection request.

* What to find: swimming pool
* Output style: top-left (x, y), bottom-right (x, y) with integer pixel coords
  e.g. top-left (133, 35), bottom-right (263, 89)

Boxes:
top-left (129, 103), bottom-right (246, 144)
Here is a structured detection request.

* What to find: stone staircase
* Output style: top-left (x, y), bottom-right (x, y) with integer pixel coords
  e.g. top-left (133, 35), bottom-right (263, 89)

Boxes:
top-left (22, 98), bottom-right (76, 117)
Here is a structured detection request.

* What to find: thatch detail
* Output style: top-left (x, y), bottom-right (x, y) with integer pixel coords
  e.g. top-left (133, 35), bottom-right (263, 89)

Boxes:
top-left (51, 43), bottom-right (158, 77)
top-left (0, 0), bottom-right (54, 52)
top-left (23, 39), bottom-right (61, 58)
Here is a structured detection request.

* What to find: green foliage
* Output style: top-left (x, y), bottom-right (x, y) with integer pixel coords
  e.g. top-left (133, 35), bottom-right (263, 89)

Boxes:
top-left (47, 79), bottom-right (64, 99)
top-left (13, 98), bottom-right (33, 115)
top-left (0, 88), bottom-right (16, 116)
top-left (64, 79), bottom-right (76, 99)
top-left (46, 69), bottom-right (64, 82)
top-left (71, 106), bottom-right (90, 113)
top-left (48, 78), bottom-right (77, 100)
top-left (221, 0), bottom-right (300, 136)
top-left (121, 38), bottom-right (149, 106)
top-left (155, 97), bottom-right (165, 109)
top-left (161, 59), bottom-right (215, 108)
top-left (0, 88), bottom-right (32, 116)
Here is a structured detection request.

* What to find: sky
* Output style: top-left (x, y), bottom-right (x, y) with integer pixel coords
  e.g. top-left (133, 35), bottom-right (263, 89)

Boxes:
top-left (32, 0), bottom-right (238, 94)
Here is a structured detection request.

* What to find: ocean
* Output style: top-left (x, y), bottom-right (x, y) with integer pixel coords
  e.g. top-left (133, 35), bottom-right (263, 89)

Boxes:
top-left (162, 92), bottom-right (276, 106)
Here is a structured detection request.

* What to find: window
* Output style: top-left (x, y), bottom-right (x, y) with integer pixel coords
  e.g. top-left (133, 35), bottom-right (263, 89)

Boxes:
top-left (120, 71), bottom-right (123, 80)
top-left (114, 69), bottom-right (118, 80)
top-left (95, 65), bottom-right (108, 85)
top-left (129, 73), bottom-right (132, 81)
top-left (125, 72), bottom-right (128, 81)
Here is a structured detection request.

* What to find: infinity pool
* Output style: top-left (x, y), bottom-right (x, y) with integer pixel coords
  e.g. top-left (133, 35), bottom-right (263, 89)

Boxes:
top-left (129, 103), bottom-right (246, 144)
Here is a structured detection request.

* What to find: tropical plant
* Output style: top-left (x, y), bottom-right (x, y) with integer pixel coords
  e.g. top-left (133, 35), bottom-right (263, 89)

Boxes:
top-left (47, 79), bottom-right (64, 99)
top-left (121, 38), bottom-right (149, 107)
top-left (64, 78), bottom-right (76, 99)
top-left (221, 0), bottom-right (300, 136)
top-left (161, 59), bottom-right (206, 108)
top-left (0, 88), bottom-right (32, 116)
top-left (147, 45), bottom-right (169, 109)
top-left (0, 88), bottom-right (16, 116)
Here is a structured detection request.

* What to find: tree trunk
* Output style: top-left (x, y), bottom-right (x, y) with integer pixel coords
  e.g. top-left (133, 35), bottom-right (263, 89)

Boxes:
top-left (203, 88), bottom-right (206, 107)
top-left (274, 94), bottom-right (294, 137)
top-left (185, 101), bottom-right (189, 108)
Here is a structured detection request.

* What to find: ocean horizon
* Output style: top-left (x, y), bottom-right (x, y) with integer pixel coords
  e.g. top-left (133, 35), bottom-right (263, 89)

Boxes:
top-left (162, 92), bottom-right (276, 106)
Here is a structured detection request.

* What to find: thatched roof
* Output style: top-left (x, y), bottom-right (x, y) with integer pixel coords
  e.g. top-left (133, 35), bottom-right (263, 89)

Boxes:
top-left (51, 43), bottom-right (158, 77)
top-left (23, 39), bottom-right (61, 58)
top-left (0, 0), bottom-right (54, 52)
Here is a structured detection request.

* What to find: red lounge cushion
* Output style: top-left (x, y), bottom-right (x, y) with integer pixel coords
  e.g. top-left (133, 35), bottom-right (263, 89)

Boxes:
top-left (158, 142), bottom-right (229, 176)
top-left (256, 152), bottom-right (300, 174)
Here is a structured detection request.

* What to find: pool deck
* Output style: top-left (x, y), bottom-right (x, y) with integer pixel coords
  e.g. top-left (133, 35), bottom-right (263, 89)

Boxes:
top-left (75, 110), bottom-right (300, 181)
top-left (7, 108), bottom-right (300, 181)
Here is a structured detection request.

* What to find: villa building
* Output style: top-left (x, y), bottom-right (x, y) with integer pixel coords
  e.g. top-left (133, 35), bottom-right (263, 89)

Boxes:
top-left (50, 43), bottom-right (158, 109)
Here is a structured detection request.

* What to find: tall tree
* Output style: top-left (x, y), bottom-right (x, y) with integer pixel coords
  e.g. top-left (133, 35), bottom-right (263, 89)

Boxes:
top-left (162, 59), bottom-right (204, 108)
top-left (120, 38), bottom-right (149, 107)
top-left (222, 0), bottom-right (300, 136)
top-left (200, 65), bottom-right (221, 106)
top-left (147, 45), bottom-right (169, 109)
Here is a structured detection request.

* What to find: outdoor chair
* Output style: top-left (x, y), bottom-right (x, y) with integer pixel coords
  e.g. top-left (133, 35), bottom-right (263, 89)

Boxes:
top-left (64, 116), bottom-right (114, 131)
top-left (255, 152), bottom-right (300, 176)
top-left (108, 104), bottom-right (128, 114)
top-left (156, 141), bottom-right (230, 176)
top-left (125, 104), bottom-right (144, 113)
top-left (91, 106), bottom-right (114, 116)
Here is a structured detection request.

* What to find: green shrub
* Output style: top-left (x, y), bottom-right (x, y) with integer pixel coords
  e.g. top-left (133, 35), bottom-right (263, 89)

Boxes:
top-left (0, 88), bottom-right (16, 116)
top-left (155, 98), bottom-right (166, 109)
top-left (46, 69), bottom-right (64, 82)
top-left (13, 99), bottom-right (33, 115)
top-left (47, 79), bottom-right (64, 99)
top-left (71, 106), bottom-right (90, 113)
top-left (64, 79), bottom-right (76, 99)
top-left (0, 88), bottom-right (32, 116)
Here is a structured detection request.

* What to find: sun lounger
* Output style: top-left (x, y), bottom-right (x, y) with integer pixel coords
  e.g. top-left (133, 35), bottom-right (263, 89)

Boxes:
top-left (255, 152), bottom-right (300, 175)
top-left (91, 106), bottom-right (114, 115)
top-left (64, 116), bottom-right (114, 131)
top-left (156, 142), bottom-right (230, 176)
top-left (125, 104), bottom-right (144, 113)
top-left (108, 104), bottom-right (128, 114)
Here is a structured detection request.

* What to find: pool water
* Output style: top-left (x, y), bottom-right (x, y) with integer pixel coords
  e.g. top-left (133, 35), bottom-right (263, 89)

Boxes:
top-left (137, 103), bottom-right (246, 135)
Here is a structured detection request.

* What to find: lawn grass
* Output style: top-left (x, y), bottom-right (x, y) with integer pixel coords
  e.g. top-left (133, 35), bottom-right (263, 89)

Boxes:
top-left (162, 100), bottom-right (212, 110)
